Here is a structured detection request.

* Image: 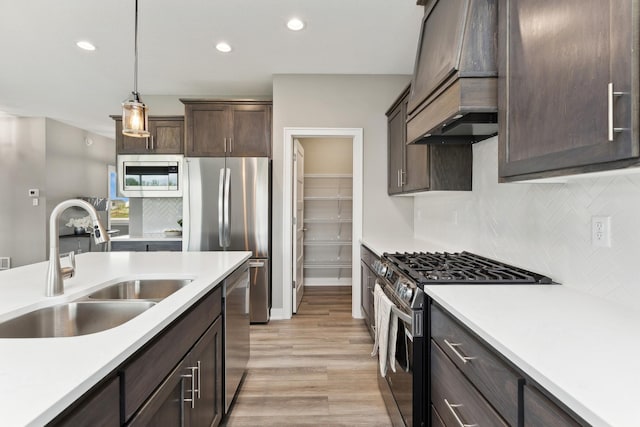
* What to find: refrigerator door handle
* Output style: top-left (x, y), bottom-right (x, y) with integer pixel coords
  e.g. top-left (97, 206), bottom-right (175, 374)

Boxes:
top-left (183, 159), bottom-right (191, 251)
top-left (218, 168), bottom-right (225, 248)
top-left (224, 167), bottom-right (231, 246)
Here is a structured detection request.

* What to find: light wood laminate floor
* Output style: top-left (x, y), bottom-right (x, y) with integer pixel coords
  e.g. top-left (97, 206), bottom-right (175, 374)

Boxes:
top-left (223, 286), bottom-right (392, 426)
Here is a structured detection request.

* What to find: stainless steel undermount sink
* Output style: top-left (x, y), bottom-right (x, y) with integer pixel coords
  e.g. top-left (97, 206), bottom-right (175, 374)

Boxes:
top-left (87, 279), bottom-right (193, 301)
top-left (0, 301), bottom-right (156, 338)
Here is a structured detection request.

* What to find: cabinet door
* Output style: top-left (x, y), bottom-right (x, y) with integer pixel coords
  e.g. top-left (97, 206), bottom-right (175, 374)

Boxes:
top-left (110, 241), bottom-right (148, 252)
top-left (149, 119), bottom-right (184, 154)
top-left (146, 241), bottom-right (183, 252)
top-left (499, 0), bottom-right (636, 180)
top-left (115, 119), bottom-right (148, 154)
top-left (402, 96), bottom-right (430, 193)
top-left (387, 101), bottom-right (405, 195)
top-left (188, 317), bottom-right (224, 427)
top-left (185, 104), bottom-right (230, 157)
top-left (127, 360), bottom-right (188, 427)
top-left (229, 104), bottom-right (271, 157)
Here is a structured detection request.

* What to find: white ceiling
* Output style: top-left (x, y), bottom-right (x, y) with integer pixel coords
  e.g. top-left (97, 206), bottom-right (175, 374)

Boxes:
top-left (0, 0), bottom-right (423, 137)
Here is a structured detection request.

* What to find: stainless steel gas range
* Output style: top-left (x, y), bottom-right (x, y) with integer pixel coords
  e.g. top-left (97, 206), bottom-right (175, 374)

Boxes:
top-left (374, 251), bottom-right (553, 427)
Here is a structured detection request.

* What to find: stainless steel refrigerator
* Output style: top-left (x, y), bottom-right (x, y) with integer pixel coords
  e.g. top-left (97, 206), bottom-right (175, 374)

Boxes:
top-left (183, 157), bottom-right (270, 323)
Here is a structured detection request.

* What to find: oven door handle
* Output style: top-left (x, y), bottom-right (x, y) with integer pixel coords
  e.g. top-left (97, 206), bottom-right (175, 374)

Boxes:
top-left (391, 305), bottom-right (412, 326)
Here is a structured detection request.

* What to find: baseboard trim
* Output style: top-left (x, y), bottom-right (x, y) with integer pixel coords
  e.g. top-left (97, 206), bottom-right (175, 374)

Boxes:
top-left (269, 308), bottom-right (289, 320)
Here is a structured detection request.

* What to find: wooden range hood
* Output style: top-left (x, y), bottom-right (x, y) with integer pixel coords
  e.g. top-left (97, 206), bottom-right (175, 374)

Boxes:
top-left (407, 0), bottom-right (498, 144)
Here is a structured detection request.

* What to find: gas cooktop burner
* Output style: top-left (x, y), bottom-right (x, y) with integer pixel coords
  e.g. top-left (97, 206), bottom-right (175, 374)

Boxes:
top-left (382, 251), bottom-right (553, 285)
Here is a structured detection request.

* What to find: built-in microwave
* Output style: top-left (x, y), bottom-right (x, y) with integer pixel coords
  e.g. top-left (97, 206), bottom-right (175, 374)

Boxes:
top-left (117, 154), bottom-right (183, 197)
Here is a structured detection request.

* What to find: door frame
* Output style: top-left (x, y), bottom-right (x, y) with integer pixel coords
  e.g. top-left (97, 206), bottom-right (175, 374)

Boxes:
top-left (282, 127), bottom-right (363, 320)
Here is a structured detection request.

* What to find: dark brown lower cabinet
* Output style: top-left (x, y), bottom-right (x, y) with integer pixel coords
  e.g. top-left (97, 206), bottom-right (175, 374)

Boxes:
top-left (431, 405), bottom-right (446, 427)
top-left (524, 384), bottom-right (582, 427)
top-left (50, 377), bottom-right (120, 427)
top-left (110, 241), bottom-right (182, 252)
top-left (428, 302), bottom-right (590, 427)
top-left (431, 341), bottom-right (508, 427)
top-left (128, 317), bottom-right (223, 427)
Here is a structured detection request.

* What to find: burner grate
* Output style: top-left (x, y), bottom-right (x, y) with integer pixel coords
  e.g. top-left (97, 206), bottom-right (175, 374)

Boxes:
top-left (383, 251), bottom-right (552, 285)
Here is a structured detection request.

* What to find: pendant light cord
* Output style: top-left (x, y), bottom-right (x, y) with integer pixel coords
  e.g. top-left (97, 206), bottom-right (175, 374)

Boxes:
top-left (133, 0), bottom-right (139, 96)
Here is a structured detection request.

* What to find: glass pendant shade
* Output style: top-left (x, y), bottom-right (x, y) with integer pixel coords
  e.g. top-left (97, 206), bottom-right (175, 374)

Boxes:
top-left (122, 92), bottom-right (149, 137)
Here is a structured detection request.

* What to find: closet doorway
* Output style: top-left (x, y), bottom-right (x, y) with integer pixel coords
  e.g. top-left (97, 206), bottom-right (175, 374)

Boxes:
top-left (283, 128), bottom-right (363, 320)
top-left (293, 137), bottom-right (353, 313)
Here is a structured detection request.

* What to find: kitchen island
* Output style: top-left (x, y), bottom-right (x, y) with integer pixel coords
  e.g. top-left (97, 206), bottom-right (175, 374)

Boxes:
top-left (0, 251), bottom-right (251, 426)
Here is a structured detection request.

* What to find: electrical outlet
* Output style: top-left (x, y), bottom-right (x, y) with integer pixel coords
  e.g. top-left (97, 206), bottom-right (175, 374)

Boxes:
top-left (592, 216), bottom-right (611, 248)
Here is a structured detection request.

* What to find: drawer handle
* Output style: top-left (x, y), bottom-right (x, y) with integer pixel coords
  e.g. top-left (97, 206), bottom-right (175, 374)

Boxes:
top-left (444, 339), bottom-right (475, 364)
top-left (444, 398), bottom-right (478, 427)
top-left (181, 366), bottom-right (197, 409)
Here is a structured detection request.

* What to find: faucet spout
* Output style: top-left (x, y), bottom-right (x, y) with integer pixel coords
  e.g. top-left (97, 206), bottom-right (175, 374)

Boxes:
top-left (46, 199), bottom-right (110, 297)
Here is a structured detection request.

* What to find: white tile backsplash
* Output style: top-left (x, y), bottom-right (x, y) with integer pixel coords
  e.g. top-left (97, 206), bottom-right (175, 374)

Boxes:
top-left (414, 137), bottom-right (640, 311)
top-left (142, 198), bottom-right (183, 234)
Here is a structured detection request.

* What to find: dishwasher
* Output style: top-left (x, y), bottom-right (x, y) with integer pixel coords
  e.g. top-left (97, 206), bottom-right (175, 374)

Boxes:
top-left (223, 261), bottom-right (250, 413)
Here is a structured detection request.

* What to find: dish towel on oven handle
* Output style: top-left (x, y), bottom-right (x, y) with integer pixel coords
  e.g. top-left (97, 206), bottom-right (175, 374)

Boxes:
top-left (371, 282), bottom-right (399, 376)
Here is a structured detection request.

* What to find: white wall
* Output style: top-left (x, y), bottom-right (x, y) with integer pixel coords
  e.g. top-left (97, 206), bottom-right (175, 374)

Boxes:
top-left (0, 117), bottom-right (114, 267)
top-left (300, 137), bottom-right (353, 175)
top-left (45, 118), bottom-right (114, 206)
top-left (0, 117), bottom-right (47, 266)
top-left (272, 74), bottom-right (414, 312)
top-left (414, 136), bottom-right (640, 311)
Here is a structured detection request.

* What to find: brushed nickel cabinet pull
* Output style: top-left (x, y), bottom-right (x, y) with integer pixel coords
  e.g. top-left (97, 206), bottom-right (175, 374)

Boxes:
top-left (224, 137), bottom-right (227, 152)
top-left (181, 367), bottom-right (197, 408)
top-left (444, 339), bottom-right (475, 364)
top-left (196, 361), bottom-right (201, 399)
top-left (444, 398), bottom-right (478, 427)
top-left (150, 135), bottom-right (154, 150)
top-left (145, 137), bottom-right (149, 150)
top-left (608, 82), bottom-right (625, 141)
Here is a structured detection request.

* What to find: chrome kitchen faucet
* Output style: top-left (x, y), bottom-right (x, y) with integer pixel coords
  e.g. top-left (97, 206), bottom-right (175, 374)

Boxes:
top-left (45, 199), bottom-right (110, 296)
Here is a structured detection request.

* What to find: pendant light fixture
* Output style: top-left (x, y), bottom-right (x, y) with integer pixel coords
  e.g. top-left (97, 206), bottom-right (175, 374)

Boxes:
top-left (122, 0), bottom-right (149, 137)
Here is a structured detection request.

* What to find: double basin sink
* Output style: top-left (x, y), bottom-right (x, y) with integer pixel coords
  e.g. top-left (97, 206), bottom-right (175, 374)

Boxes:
top-left (0, 279), bottom-right (193, 339)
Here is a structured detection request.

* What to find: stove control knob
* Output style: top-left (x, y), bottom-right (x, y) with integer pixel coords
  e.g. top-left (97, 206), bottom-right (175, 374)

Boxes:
top-left (404, 287), bottom-right (414, 301)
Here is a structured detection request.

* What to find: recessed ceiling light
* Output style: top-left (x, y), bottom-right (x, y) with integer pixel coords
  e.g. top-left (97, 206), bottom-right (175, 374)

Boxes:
top-left (76, 40), bottom-right (96, 51)
top-left (216, 42), bottom-right (232, 53)
top-left (287, 18), bottom-right (305, 31)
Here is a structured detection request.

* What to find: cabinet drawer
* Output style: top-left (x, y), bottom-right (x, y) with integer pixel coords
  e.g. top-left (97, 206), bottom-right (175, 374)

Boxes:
top-left (122, 285), bottom-right (222, 421)
top-left (524, 384), bottom-right (583, 427)
top-left (360, 244), bottom-right (378, 269)
top-left (431, 341), bottom-right (508, 427)
top-left (51, 376), bottom-right (120, 427)
top-left (431, 303), bottom-right (521, 425)
top-left (431, 405), bottom-right (446, 427)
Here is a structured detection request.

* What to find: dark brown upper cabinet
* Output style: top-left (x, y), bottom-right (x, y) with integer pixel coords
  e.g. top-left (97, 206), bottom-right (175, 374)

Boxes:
top-left (112, 116), bottom-right (184, 155)
top-left (406, 0), bottom-right (498, 145)
top-left (499, 0), bottom-right (638, 181)
top-left (388, 86), bottom-right (472, 195)
top-left (181, 100), bottom-right (272, 158)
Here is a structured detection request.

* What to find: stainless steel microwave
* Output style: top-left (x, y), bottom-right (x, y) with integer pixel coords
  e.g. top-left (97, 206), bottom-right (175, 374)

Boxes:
top-left (117, 154), bottom-right (183, 197)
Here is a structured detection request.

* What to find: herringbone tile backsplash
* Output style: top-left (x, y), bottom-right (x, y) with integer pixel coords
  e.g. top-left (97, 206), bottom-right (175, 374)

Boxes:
top-left (414, 137), bottom-right (640, 311)
top-left (142, 198), bottom-right (183, 233)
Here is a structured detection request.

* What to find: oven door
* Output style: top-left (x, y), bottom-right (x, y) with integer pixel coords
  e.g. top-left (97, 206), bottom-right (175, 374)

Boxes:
top-left (381, 282), bottom-right (426, 427)
top-left (386, 310), bottom-right (415, 427)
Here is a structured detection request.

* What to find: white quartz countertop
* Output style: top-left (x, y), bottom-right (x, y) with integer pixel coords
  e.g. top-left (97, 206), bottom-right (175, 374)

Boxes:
top-left (110, 233), bottom-right (183, 241)
top-left (0, 251), bottom-right (251, 426)
top-left (424, 284), bottom-right (640, 427)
